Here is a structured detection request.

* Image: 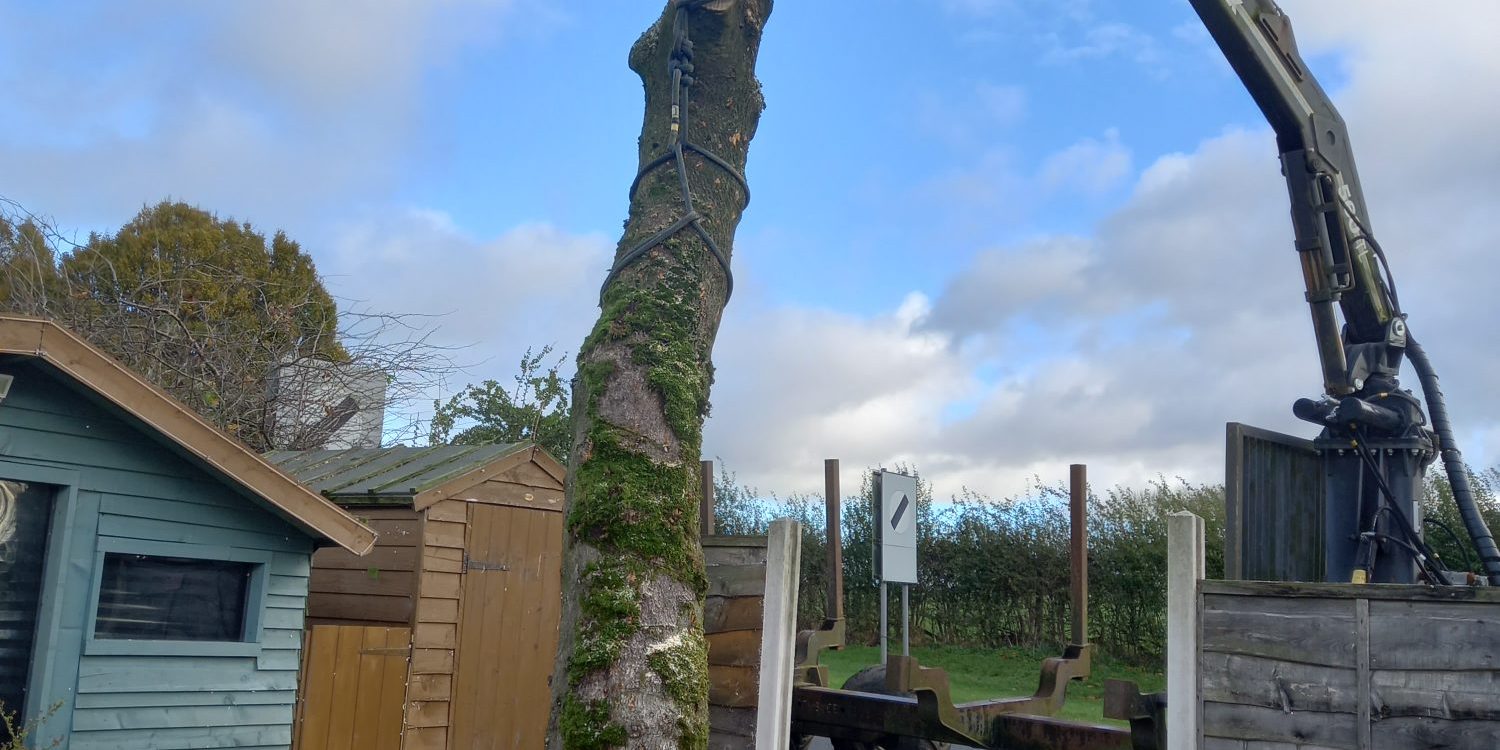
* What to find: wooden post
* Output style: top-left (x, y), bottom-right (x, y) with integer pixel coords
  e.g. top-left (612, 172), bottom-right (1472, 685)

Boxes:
top-left (756, 518), bottom-right (802, 750)
top-left (700, 459), bottom-right (715, 538)
top-left (1167, 511), bottom-right (1206, 749)
top-left (1069, 463), bottom-right (1088, 646)
top-left (824, 458), bottom-right (844, 622)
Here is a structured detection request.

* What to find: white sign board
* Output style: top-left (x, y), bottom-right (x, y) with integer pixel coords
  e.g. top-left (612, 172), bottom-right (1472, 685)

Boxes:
top-left (877, 470), bottom-right (918, 584)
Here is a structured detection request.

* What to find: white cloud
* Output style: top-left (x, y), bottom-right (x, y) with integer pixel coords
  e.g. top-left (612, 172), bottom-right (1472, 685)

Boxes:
top-left (207, 0), bottom-right (513, 114)
top-left (974, 83), bottom-right (1028, 127)
top-left (908, 127), bottom-right (1305, 497)
top-left (942, 0), bottom-right (1094, 23)
top-left (1039, 128), bottom-right (1132, 195)
top-left (321, 209), bottom-right (612, 417)
top-left (1041, 22), bottom-right (1160, 66)
top-left (940, 0), bottom-right (1010, 15)
top-left (923, 236), bottom-right (1095, 339)
top-left (912, 128), bottom-right (1133, 229)
top-left (914, 82), bottom-right (1028, 152)
top-left (704, 293), bottom-right (978, 495)
top-left (0, 1), bottom-right (518, 228)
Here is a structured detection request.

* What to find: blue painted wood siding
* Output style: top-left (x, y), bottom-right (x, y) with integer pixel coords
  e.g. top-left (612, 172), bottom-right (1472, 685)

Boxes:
top-left (0, 362), bottom-right (314, 750)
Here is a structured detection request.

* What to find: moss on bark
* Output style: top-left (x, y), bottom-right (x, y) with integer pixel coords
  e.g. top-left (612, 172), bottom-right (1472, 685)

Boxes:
top-left (648, 630), bottom-right (711, 749)
top-left (560, 698), bottom-right (628, 750)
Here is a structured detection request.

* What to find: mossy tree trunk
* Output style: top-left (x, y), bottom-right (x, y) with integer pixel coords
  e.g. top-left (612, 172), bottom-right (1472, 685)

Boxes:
top-left (546, 1), bottom-right (773, 748)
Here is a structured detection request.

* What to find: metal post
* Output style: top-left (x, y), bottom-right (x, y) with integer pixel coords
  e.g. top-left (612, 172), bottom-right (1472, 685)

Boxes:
top-left (699, 459), bottom-right (715, 538)
top-left (1069, 463), bottom-right (1089, 646)
top-left (901, 584), bottom-right (909, 656)
top-left (825, 459), bottom-right (844, 622)
top-left (879, 583), bottom-right (888, 664)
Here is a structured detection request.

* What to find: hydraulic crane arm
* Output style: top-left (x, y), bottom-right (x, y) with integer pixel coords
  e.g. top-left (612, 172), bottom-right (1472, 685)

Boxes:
top-left (1190, 0), bottom-right (1398, 397)
top-left (1191, 0), bottom-right (1500, 584)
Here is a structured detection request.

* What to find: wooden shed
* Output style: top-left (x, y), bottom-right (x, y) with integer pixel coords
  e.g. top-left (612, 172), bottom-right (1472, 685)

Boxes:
top-left (0, 317), bottom-right (376, 750)
top-left (266, 443), bottom-right (566, 750)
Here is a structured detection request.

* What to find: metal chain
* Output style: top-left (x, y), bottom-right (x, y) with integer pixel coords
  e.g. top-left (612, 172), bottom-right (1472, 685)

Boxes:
top-left (598, 0), bottom-right (750, 306)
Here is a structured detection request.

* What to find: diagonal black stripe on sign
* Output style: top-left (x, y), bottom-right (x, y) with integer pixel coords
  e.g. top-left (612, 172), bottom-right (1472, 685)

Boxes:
top-left (891, 494), bottom-right (909, 530)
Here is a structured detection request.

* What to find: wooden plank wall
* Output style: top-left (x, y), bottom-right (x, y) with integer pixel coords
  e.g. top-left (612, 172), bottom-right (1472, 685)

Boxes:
top-left (294, 625), bottom-right (409, 750)
top-left (308, 508), bottom-right (422, 626)
top-left (704, 535), bottom-right (768, 749)
top-left (401, 498), bottom-right (467, 750)
top-left (1198, 581), bottom-right (1500, 749)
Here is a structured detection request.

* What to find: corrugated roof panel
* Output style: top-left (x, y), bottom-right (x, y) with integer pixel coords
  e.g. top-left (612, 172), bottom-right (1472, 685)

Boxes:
top-left (333, 445), bottom-right (464, 495)
top-left (397, 443), bottom-right (517, 491)
top-left (305, 448), bottom-right (432, 493)
top-left (290, 448), bottom-right (386, 485)
top-left (270, 449), bottom-right (343, 473)
top-left (267, 443), bottom-right (523, 499)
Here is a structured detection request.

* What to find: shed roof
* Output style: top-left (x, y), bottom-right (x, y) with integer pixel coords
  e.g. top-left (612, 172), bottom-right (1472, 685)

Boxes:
top-left (0, 316), bottom-right (377, 554)
top-left (267, 443), bottom-right (563, 509)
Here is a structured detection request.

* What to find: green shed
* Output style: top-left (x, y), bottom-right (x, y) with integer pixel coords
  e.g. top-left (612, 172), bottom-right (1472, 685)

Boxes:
top-left (0, 317), bottom-right (376, 750)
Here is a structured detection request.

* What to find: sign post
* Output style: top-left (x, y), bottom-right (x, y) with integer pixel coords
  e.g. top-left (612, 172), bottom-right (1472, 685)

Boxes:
top-left (874, 470), bottom-right (918, 663)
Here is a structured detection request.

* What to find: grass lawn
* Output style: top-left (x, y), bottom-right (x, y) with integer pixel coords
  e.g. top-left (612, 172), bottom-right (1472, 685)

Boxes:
top-left (818, 645), bottom-right (1164, 726)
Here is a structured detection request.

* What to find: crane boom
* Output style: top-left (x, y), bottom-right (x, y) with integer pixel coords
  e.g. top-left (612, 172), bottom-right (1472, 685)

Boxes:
top-left (1190, 0), bottom-right (1397, 397)
top-left (1189, 0), bottom-right (1500, 585)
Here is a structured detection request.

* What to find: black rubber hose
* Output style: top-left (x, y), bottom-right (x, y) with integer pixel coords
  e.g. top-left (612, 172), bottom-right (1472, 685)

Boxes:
top-left (1407, 336), bottom-right (1500, 584)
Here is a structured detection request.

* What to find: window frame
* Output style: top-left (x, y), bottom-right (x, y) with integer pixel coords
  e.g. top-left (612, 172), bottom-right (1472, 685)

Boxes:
top-left (83, 538), bottom-right (271, 657)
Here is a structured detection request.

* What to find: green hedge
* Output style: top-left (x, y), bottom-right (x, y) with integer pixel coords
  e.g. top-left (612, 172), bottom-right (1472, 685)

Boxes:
top-left (714, 465), bottom-right (1500, 666)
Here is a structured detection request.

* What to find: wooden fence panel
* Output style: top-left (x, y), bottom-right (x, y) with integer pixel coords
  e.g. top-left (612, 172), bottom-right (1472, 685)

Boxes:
top-left (1224, 423), bottom-right (1325, 582)
top-left (705, 534), bottom-right (768, 748)
top-left (295, 624), bottom-right (411, 750)
top-left (1197, 580), bottom-right (1500, 749)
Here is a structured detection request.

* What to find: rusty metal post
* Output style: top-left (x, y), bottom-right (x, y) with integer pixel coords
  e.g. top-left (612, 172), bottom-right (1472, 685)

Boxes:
top-left (700, 459), bottom-right (715, 538)
top-left (825, 458), bottom-right (844, 621)
top-left (1070, 463), bottom-right (1089, 645)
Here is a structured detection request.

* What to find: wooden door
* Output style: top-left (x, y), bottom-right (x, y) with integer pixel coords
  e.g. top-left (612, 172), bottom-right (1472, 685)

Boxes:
top-left (0, 480), bottom-right (53, 743)
top-left (294, 625), bottom-right (410, 750)
top-left (449, 503), bottom-right (564, 750)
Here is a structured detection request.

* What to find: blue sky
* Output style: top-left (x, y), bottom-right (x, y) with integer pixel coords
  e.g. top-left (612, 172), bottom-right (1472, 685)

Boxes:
top-left (3, 0), bottom-right (1498, 499)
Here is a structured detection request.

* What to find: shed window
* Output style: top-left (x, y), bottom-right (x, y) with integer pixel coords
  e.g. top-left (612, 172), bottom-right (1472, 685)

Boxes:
top-left (94, 553), bottom-right (253, 642)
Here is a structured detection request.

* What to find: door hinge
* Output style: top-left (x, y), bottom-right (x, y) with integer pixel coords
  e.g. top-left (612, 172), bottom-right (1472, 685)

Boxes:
top-left (462, 554), bottom-right (509, 573)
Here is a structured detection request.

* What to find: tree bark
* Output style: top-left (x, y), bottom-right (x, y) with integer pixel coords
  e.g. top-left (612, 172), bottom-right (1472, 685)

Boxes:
top-left (547, 2), bottom-right (773, 749)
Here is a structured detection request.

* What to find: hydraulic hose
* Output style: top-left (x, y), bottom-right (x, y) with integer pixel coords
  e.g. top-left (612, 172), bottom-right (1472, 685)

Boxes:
top-left (1407, 336), bottom-right (1500, 584)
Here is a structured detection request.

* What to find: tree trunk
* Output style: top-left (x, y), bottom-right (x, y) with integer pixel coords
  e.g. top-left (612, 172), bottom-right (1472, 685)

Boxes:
top-left (547, 2), bottom-right (773, 748)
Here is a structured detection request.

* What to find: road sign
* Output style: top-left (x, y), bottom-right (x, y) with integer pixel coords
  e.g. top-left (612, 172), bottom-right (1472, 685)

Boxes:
top-left (876, 470), bottom-right (918, 584)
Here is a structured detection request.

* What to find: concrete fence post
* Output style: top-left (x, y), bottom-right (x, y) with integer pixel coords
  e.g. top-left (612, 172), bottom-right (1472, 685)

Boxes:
top-left (756, 518), bottom-right (802, 749)
top-left (1167, 511), bottom-right (1205, 749)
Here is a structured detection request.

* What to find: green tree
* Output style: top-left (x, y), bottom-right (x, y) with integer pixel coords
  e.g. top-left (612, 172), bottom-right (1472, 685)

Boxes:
top-left (0, 212), bottom-right (62, 312)
top-left (1, 198), bottom-right (455, 451)
top-left (1421, 466), bottom-right (1500, 576)
top-left (429, 346), bottom-right (572, 462)
top-left (57, 201), bottom-right (347, 448)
